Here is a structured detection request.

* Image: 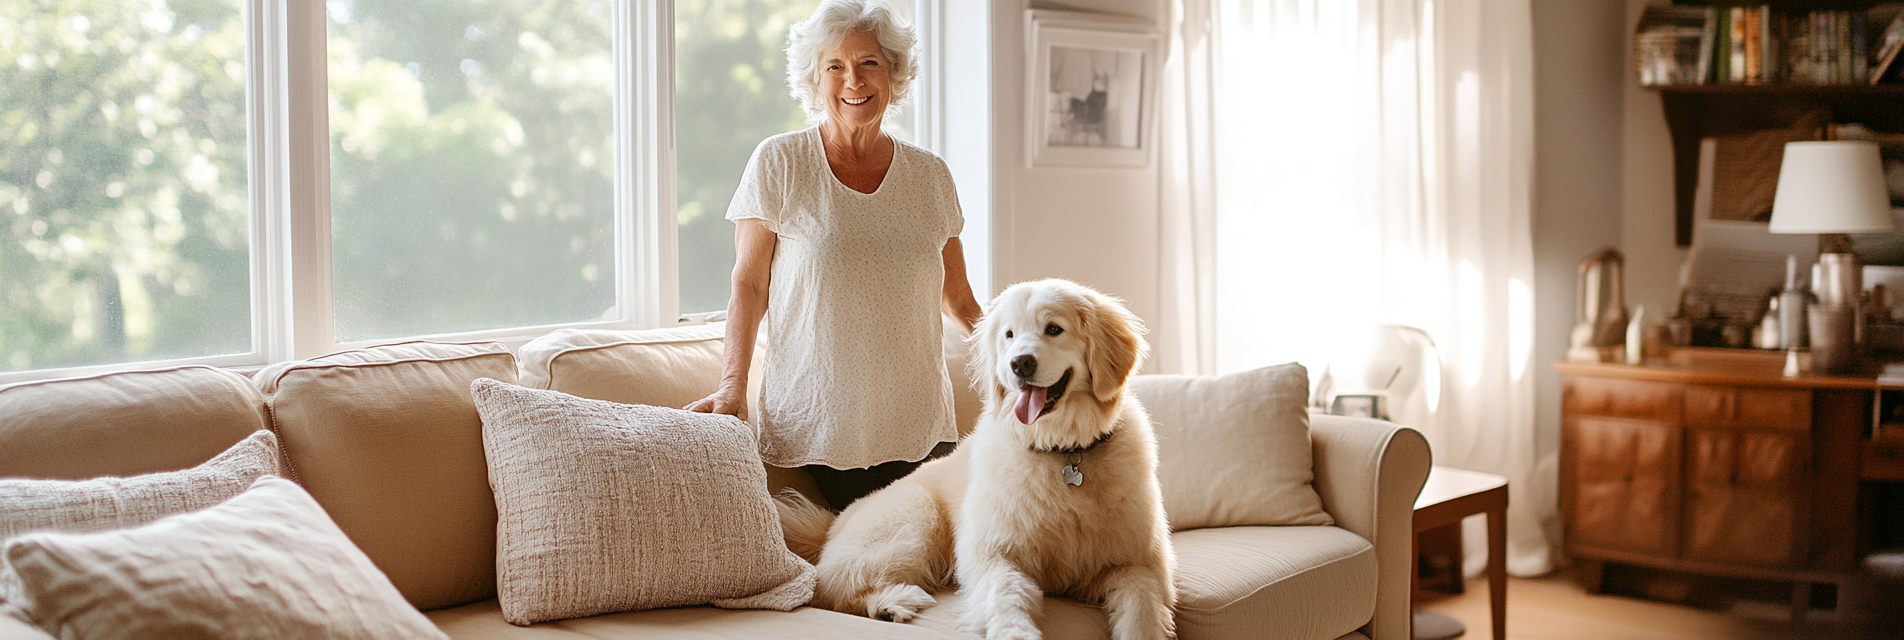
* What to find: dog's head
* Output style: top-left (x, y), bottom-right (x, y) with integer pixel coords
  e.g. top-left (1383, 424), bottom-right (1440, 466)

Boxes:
top-left (968, 279), bottom-right (1148, 438)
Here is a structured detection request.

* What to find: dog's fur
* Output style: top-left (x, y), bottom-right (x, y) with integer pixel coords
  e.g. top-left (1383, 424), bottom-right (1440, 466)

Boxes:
top-left (777, 279), bottom-right (1177, 640)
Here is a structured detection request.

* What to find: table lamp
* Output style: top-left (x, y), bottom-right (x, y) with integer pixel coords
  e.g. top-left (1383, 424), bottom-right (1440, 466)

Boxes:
top-left (1768, 140), bottom-right (1895, 374)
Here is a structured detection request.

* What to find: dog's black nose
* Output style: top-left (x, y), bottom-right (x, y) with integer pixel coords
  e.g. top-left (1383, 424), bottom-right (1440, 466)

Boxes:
top-left (1010, 354), bottom-right (1037, 380)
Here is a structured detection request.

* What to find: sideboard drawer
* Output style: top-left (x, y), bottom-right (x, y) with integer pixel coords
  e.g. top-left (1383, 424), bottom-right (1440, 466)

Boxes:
top-left (1685, 385), bottom-right (1810, 431)
top-left (1865, 439), bottom-right (1904, 481)
top-left (1564, 377), bottom-right (1682, 422)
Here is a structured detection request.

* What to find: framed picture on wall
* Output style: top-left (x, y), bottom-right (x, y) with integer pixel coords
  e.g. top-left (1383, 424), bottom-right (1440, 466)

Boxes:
top-left (1025, 10), bottom-right (1160, 168)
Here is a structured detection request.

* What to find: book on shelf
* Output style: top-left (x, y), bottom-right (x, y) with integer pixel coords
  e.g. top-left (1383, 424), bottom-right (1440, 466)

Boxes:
top-left (1634, 3), bottom-right (1903, 87)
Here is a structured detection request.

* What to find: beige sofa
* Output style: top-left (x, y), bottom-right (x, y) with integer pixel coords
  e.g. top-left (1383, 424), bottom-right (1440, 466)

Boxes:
top-left (0, 323), bottom-right (1429, 640)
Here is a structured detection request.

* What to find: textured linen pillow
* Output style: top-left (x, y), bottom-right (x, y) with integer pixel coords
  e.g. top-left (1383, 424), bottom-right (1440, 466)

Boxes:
top-left (471, 378), bottom-right (814, 626)
top-left (4, 476), bottom-right (446, 640)
top-left (1129, 364), bottom-right (1335, 530)
top-left (0, 430), bottom-right (281, 609)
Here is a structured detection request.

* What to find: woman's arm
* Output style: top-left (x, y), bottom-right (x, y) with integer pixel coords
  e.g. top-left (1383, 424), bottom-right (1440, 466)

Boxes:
top-left (941, 237), bottom-right (982, 337)
top-left (687, 219), bottom-right (777, 417)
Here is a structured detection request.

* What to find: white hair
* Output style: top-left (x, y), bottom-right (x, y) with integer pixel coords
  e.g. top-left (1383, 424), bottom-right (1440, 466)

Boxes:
top-left (785, 0), bottom-right (917, 124)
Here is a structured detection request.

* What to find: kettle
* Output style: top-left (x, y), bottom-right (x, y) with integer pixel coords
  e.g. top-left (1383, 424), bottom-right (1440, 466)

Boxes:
top-left (1569, 247), bottom-right (1628, 362)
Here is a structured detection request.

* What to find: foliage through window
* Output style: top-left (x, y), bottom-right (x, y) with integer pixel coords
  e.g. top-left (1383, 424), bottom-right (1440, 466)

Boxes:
top-left (326, 0), bottom-right (616, 342)
top-left (1, 0), bottom-right (252, 374)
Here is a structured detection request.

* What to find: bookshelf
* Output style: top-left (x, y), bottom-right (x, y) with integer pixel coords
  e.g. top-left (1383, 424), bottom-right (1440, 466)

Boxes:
top-left (1640, 1), bottom-right (1904, 246)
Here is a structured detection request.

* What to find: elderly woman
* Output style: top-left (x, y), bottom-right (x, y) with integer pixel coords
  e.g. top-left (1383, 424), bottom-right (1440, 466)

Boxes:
top-left (687, 0), bottom-right (982, 510)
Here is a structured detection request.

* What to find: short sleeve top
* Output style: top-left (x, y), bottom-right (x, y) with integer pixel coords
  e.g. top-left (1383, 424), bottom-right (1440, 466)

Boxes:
top-left (725, 127), bottom-right (963, 469)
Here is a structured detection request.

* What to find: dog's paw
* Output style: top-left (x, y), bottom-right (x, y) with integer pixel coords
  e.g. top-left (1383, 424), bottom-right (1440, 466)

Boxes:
top-left (867, 583), bottom-right (936, 623)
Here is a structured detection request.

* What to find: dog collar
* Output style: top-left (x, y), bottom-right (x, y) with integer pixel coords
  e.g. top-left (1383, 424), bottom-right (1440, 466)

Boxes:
top-left (1037, 430), bottom-right (1113, 456)
top-left (1038, 432), bottom-right (1112, 488)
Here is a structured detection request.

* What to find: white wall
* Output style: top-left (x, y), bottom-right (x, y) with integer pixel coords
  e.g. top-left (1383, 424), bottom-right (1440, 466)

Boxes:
top-left (989, 0), bottom-right (1174, 370)
top-left (1619, 0), bottom-right (1689, 318)
top-left (1530, 0), bottom-right (1629, 541)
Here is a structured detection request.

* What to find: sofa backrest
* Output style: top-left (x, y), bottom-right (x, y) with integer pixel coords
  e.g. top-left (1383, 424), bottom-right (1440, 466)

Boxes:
top-left (518, 321), bottom-right (984, 508)
top-left (516, 324), bottom-right (830, 503)
top-left (0, 366), bottom-right (268, 481)
top-left (251, 341), bottom-right (516, 612)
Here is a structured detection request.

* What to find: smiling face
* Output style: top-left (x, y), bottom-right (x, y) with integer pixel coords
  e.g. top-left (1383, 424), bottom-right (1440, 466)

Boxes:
top-left (984, 285), bottom-right (1092, 426)
top-left (817, 29), bottom-right (892, 131)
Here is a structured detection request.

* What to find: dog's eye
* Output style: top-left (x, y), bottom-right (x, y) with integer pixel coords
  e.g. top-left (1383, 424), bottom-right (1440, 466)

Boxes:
top-left (1045, 323), bottom-right (1063, 336)
top-left (1005, 330), bottom-right (1013, 339)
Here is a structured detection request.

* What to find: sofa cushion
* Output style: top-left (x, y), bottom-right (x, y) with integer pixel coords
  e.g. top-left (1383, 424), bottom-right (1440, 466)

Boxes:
top-left (0, 365), bottom-right (268, 480)
top-left (517, 324), bottom-right (732, 409)
top-left (1173, 526), bottom-right (1375, 640)
top-left (5, 476), bottom-right (446, 640)
top-left (427, 598), bottom-right (963, 639)
top-left (0, 430), bottom-right (281, 539)
top-left (1130, 364), bottom-right (1334, 530)
top-left (472, 379), bottom-right (814, 625)
top-left (907, 527), bottom-right (1374, 640)
top-left (515, 325), bottom-right (834, 504)
top-left (253, 340), bottom-right (516, 611)
top-left (0, 430), bottom-right (281, 608)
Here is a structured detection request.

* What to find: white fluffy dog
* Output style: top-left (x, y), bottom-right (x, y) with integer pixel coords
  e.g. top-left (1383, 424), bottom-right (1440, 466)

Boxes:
top-left (777, 279), bottom-right (1177, 640)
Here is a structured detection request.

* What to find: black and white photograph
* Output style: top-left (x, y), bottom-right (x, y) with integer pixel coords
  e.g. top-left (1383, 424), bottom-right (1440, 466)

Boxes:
top-left (1025, 15), bottom-right (1158, 168)
top-left (1046, 46), bottom-right (1143, 149)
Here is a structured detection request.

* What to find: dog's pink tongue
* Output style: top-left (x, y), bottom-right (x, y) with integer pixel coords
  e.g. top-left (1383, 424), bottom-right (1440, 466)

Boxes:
top-left (1015, 385), bottom-right (1048, 425)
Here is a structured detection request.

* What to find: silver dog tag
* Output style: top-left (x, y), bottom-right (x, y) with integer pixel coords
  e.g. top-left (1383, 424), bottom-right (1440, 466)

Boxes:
top-left (1061, 464), bottom-right (1084, 487)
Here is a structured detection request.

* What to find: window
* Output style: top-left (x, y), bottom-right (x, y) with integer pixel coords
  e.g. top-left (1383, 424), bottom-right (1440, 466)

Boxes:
top-left (0, 0), bottom-right (962, 383)
top-left (1, 2), bottom-right (253, 374)
top-left (326, 1), bottom-right (617, 341)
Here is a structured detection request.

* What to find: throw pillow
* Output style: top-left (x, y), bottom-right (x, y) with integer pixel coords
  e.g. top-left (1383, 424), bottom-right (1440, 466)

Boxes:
top-left (1129, 364), bottom-right (1335, 530)
top-left (471, 378), bottom-right (814, 626)
top-left (4, 476), bottom-right (446, 640)
top-left (0, 430), bottom-right (281, 608)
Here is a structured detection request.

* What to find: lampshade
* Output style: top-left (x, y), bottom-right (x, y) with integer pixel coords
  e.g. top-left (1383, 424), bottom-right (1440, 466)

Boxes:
top-left (1768, 140), bottom-right (1895, 235)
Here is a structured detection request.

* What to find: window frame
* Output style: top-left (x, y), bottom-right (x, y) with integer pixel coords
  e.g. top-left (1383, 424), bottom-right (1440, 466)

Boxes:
top-left (0, 0), bottom-right (961, 385)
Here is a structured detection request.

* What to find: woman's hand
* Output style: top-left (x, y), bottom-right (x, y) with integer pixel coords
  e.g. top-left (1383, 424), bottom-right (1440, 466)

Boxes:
top-left (686, 386), bottom-right (747, 418)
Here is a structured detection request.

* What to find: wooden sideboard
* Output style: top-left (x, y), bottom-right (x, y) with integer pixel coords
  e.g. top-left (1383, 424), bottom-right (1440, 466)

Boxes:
top-left (1556, 348), bottom-right (1898, 612)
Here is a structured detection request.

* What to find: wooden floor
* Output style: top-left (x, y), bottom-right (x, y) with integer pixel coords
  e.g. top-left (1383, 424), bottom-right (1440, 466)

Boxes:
top-left (1416, 571), bottom-right (1904, 640)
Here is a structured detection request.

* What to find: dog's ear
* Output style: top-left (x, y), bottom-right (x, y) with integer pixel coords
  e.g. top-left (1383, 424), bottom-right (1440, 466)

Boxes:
top-left (1084, 289), bottom-right (1150, 401)
top-left (966, 306), bottom-right (1009, 407)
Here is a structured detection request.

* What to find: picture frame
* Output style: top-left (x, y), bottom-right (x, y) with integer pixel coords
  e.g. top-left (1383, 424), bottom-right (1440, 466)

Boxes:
top-left (1025, 10), bottom-right (1160, 168)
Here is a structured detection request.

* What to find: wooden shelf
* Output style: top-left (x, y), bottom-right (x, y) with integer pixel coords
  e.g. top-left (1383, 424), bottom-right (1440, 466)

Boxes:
top-left (1655, 83), bottom-right (1904, 97)
top-left (1653, 86), bottom-right (1904, 246)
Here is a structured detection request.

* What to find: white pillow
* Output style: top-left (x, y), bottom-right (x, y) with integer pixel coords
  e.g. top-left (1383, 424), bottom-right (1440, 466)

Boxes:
top-left (1130, 364), bottom-right (1335, 530)
top-left (0, 430), bottom-right (281, 608)
top-left (472, 378), bottom-right (815, 626)
top-left (4, 476), bottom-right (446, 640)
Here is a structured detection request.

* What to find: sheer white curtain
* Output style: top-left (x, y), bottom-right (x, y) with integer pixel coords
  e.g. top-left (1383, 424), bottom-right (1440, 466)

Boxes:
top-left (1162, 0), bottom-right (1551, 576)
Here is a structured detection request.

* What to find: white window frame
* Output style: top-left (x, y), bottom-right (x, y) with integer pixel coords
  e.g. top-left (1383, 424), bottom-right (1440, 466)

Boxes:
top-left (274, 0), bottom-right (675, 362)
top-left (0, 0), bottom-right (970, 386)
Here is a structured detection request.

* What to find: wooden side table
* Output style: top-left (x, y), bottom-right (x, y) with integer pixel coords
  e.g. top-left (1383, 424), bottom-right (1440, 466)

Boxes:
top-left (1413, 465), bottom-right (1509, 640)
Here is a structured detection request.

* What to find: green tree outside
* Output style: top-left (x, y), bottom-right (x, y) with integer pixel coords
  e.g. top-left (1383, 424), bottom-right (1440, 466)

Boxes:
top-left (1, 0), bottom-right (251, 373)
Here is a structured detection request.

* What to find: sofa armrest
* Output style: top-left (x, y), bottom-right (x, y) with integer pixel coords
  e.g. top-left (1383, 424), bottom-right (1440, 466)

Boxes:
top-left (1309, 414), bottom-right (1431, 640)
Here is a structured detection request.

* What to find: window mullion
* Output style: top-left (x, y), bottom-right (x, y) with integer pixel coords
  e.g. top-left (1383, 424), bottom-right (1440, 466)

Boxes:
top-left (282, 0), bottom-right (335, 360)
top-left (249, 0), bottom-right (288, 364)
top-left (626, 0), bottom-right (675, 328)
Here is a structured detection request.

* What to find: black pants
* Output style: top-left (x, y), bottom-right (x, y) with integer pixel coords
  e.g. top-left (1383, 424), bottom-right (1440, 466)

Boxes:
top-left (804, 441), bottom-right (957, 510)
